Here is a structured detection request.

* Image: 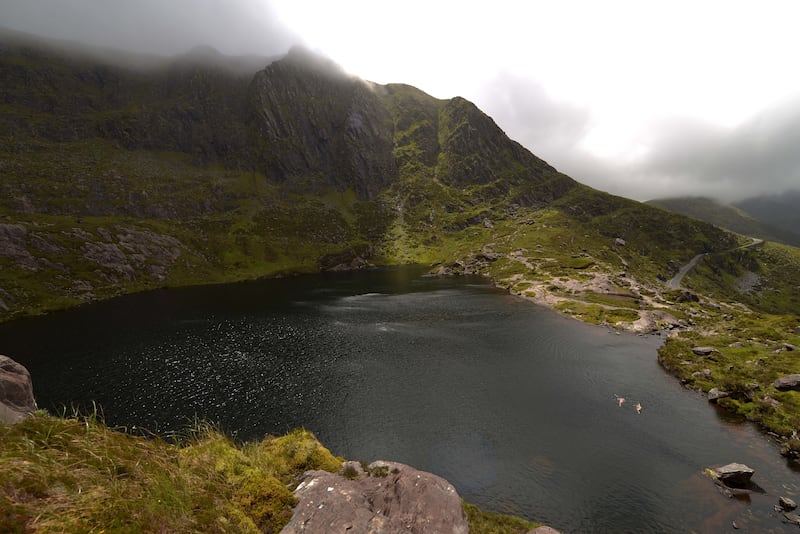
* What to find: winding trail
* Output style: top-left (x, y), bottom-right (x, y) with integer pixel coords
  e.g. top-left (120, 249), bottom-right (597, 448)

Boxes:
top-left (666, 238), bottom-right (763, 290)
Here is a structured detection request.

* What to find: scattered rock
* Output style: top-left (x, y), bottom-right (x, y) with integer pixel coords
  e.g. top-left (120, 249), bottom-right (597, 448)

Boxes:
top-left (675, 290), bottom-right (700, 303)
top-left (709, 463), bottom-right (755, 488)
top-left (528, 527), bottom-right (562, 534)
top-left (784, 512), bottom-right (800, 526)
top-left (692, 347), bottom-right (719, 356)
top-left (0, 355), bottom-right (37, 424)
top-left (784, 343), bottom-right (798, 352)
top-left (483, 218), bottom-right (494, 228)
top-left (692, 368), bottom-right (712, 379)
top-left (708, 388), bottom-right (730, 402)
top-left (779, 496), bottom-right (797, 511)
top-left (282, 461), bottom-right (469, 534)
top-left (615, 237), bottom-right (626, 246)
top-left (728, 342), bottom-right (744, 348)
top-left (773, 374), bottom-right (800, 391)
top-left (0, 223), bottom-right (38, 271)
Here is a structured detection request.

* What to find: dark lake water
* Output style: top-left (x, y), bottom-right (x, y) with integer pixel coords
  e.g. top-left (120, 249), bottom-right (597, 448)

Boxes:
top-left (2, 267), bottom-right (799, 532)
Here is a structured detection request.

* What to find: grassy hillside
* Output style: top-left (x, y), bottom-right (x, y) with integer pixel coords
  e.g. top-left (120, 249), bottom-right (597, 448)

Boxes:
top-left (647, 196), bottom-right (800, 247)
top-left (0, 413), bottom-right (538, 533)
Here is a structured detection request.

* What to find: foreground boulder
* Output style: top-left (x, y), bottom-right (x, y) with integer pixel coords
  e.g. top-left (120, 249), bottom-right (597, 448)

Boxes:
top-left (281, 461), bottom-right (469, 533)
top-left (773, 374), bottom-right (800, 391)
top-left (0, 355), bottom-right (36, 424)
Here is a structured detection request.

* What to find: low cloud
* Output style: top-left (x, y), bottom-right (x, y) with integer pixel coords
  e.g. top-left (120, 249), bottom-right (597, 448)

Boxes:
top-left (0, 0), bottom-right (299, 57)
top-left (476, 73), bottom-right (800, 202)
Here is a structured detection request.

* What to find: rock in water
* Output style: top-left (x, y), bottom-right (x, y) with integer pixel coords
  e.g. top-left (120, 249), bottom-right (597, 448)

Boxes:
top-left (711, 463), bottom-right (755, 487)
top-left (773, 374), bottom-right (800, 391)
top-left (779, 496), bottom-right (797, 511)
top-left (0, 355), bottom-right (36, 424)
top-left (281, 461), bottom-right (469, 533)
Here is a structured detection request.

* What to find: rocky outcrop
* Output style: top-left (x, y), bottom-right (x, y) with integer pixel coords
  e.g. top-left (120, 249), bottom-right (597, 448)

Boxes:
top-left (0, 355), bottom-right (36, 424)
top-left (281, 461), bottom-right (469, 534)
top-left (773, 374), bottom-right (800, 391)
top-left (248, 47), bottom-right (397, 200)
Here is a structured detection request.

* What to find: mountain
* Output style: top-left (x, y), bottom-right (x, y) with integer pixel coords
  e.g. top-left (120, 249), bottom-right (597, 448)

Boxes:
top-left (647, 196), bottom-right (800, 247)
top-left (734, 190), bottom-right (800, 239)
top-left (1, 32), bottom-right (746, 322)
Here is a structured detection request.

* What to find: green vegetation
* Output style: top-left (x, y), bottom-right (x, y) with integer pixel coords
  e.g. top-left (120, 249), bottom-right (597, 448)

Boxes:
top-left (0, 414), bottom-right (339, 533)
top-left (647, 196), bottom-right (800, 247)
top-left (658, 312), bottom-right (800, 441)
top-left (462, 500), bottom-right (541, 534)
top-left (0, 413), bottom-right (542, 532)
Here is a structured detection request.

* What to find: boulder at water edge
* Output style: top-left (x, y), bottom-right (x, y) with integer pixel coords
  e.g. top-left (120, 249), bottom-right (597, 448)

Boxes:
top-left (0, 355), bottom-right (36, 424)
top-left (709, 463), bottom-right (755, 487)
top-left (281, 460), bottom-right (469, 533)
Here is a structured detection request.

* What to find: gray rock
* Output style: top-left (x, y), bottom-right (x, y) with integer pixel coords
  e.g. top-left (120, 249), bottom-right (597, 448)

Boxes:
top-left (779, 496), bottom-right (797, 511)
top-left (528, 527), bottom-right (562, 534)
top-left (728, 342), bottom-right (744, 348)
top-left (708, 388), bottom-right (730, 401)
top-left (711, 463), bottom-right (755, 487)
top-left (0, 355), bottom-right (36, 424)
top-left (282, 461), bottom-right (468, 534)
top-left (774, 374), bottom-right (800, 391)
top-left (784, 512), bottom-right (800, 526)
top-left (692, 368), bottom-right (712, 379)
top-left (784, 343), bottom-right (798, 352)
top-left (615, 238), bottom-right (626, 246)
top-left (692, 346), bottom-right (719, 356)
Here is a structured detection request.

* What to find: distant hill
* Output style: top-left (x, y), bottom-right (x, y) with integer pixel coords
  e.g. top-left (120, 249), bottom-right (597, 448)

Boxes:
top-left (647, 196), bottom-right (800, 247)
top-left (734, 190), bottom-right (800, 239)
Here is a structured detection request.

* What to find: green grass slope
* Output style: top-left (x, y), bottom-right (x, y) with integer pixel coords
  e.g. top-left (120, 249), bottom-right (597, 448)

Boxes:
top-left (0, 413), bottom-right (539, 533)
top-left (647, 196), bottom-right (800, 247)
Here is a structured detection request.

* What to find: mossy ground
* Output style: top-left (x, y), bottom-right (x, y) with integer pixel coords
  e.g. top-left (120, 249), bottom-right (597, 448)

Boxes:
top-left (0, 413), bottom-right (541, 533)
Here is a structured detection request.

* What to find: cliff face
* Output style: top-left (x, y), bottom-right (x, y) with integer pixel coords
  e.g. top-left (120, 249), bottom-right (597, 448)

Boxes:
top-left (247, 47), bottom-right (397, 199)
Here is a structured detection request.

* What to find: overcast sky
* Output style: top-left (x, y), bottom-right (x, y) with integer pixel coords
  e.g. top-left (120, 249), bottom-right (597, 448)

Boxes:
top-left (2, 0), bottom-right (799, 202)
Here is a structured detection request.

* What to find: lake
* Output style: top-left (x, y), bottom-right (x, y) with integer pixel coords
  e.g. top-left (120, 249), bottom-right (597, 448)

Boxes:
top-left (2, 267), bottom-right (798, 532)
